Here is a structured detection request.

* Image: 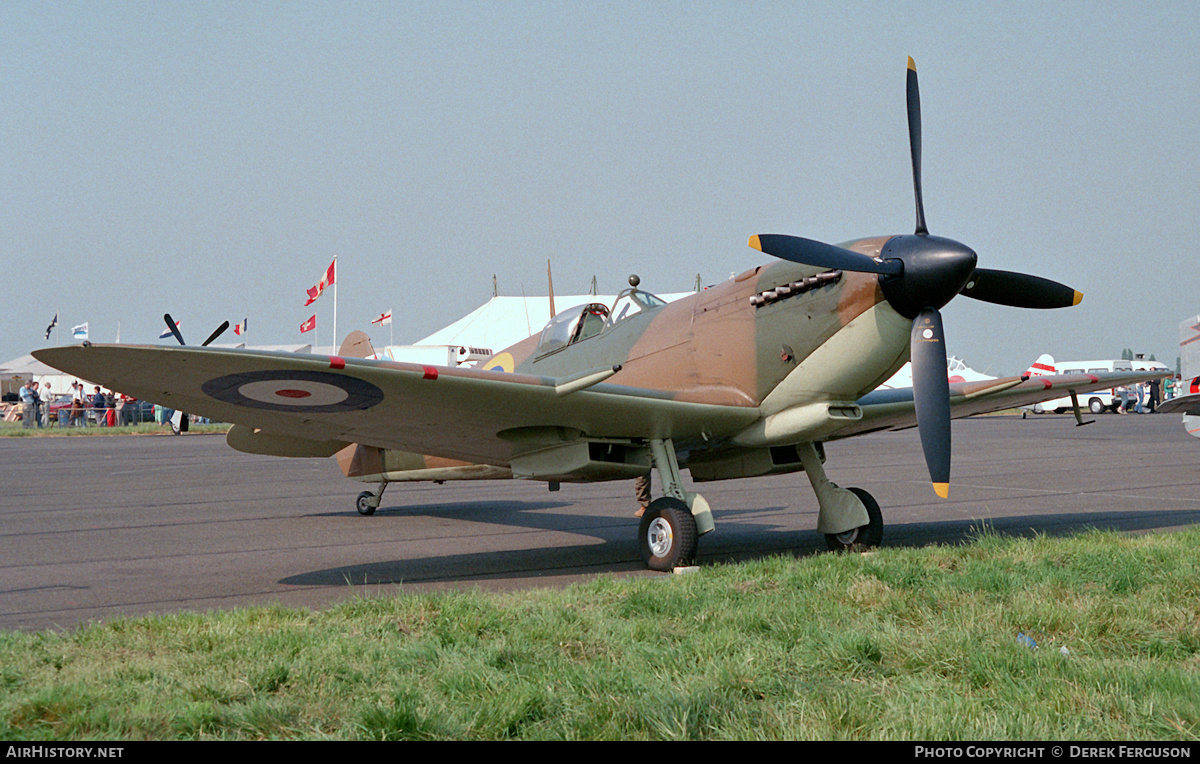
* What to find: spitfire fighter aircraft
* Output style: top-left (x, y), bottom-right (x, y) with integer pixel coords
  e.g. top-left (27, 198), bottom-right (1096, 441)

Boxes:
top-left (35, 59), bottom-right (1164, 571)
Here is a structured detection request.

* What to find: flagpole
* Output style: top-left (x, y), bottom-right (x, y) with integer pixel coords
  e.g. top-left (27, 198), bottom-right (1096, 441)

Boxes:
top-left (332, 256), bottom-right (338, 354)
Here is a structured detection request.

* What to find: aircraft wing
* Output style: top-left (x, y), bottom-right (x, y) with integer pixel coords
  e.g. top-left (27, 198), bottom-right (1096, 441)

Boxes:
top-left (1155, 392), bottom-right (1200, 416)
top-left (837, 369), bottom-right (1170, 438)
top-left (32, 344), bottom-right (760, 468)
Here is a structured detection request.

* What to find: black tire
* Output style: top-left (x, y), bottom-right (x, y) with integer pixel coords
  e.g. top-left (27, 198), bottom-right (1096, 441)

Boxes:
top-left (1088, 398), bottom-right (1104, 415)
top-left (638, 497), bottom-right (698, 571)
top-left (824, 487), bottom-right (883, 552)
top-left (356, 490), bottom-right (377, 516)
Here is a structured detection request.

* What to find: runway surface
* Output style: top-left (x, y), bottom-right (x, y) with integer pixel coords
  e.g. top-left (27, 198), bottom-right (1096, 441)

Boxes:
top-left (2, 414), bottom-right (1197, 631)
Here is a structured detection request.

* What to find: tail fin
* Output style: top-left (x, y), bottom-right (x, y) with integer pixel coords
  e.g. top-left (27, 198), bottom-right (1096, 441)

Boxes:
top-left (1025, 353), bottom-right (1055, 377)
top-left (338, 330), bottom-right (377, 359)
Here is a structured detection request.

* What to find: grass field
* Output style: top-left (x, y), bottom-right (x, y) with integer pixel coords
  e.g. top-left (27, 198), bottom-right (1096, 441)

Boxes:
top-left (2, 527), bottom-right (1197, 741)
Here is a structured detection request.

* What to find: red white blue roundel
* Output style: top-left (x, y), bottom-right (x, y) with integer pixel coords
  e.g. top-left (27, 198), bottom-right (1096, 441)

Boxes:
top-left (201, 370), bottom-right (384, 413)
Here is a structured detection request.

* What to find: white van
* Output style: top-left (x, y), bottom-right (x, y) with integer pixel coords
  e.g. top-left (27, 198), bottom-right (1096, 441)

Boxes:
top-left (1030, 358), bottom-right (1138, 414)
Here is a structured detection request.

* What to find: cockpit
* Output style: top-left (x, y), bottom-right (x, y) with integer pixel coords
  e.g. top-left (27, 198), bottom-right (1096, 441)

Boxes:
top-left (608, 288), bottom-right (668, 325)
top-left (535, 302), bottom-right (610, 357)
top-left (534, 286), bottom-right (669, 358)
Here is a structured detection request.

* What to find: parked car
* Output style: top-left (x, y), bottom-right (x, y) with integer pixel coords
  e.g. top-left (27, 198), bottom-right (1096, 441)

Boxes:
top-left (46, 394), bottom-right (77, 425)
top-left (119, 398), bottom-right (156, 424)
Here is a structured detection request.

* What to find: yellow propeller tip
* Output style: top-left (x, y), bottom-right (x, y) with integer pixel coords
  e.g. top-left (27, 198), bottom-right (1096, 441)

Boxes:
top-left (933, 482), bottom-right (949, 499)
top-left (907, 56), bottom-right (917, 71)
top-left (748, 234), bottom-right (763, 252)
top-left (1072, 291), bottom-right (1084, 306)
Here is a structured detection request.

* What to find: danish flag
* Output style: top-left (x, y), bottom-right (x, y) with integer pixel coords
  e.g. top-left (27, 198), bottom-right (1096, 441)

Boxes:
top-left (304, 259), bottom-right (336, 306)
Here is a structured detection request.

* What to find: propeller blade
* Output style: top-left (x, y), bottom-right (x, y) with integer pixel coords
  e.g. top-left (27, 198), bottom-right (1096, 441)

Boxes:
top-left (163, 314), bottom-right (185, 346)
top-left (961, 268), bottom-right (1083, 309)
top-left (911, 308), bottom-right (951, 498)
top-left (749, 234), bottom-right (903, 275)
top-left (201, 321), bottom-right (230, 347)
top-left (907, 56), bottom-right (928, 236)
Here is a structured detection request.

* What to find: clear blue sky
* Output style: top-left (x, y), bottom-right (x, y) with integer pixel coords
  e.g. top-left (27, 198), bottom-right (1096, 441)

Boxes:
top-left (4, 1), bottom-right (1197, 375)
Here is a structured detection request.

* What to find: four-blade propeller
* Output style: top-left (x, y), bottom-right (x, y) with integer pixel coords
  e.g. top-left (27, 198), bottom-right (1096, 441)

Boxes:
top-left (751, 57), bottom-right (1082, 498)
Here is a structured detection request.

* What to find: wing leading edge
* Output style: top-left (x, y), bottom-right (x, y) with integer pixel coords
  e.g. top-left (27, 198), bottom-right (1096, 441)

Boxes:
top-left (838, 369), bottom-right (1170, 439)
top-left (32, 344), bottom-right (759, 469)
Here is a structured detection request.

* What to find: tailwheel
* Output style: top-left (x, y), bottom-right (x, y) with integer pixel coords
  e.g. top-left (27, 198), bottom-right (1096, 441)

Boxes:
top-left (638, 497), bottom-right (698, 571)
top-left (824, 487), bottom-right (883, 552)
top-left (356, 490), bottom-right (378, 516)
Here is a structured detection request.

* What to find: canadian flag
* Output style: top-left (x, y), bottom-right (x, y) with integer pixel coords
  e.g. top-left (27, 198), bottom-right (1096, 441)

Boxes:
top-left (304, 259), bottom-right (336, 306)
top-left (233, 318), bottom-right (248, 336)
top-left (372, 309), bottom-right (392, 326)
top-left (300, 315), bottom-right (316, 333)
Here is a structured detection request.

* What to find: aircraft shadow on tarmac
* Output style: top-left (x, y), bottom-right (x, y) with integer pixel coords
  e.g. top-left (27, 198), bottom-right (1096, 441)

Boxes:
top-left (278, 499), bottom-right (1200, 589)
top-left (307, 498), bottom-right (571, 519)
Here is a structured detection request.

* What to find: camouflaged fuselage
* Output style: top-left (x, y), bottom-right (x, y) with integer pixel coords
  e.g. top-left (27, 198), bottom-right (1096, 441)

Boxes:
top-left (484, 236), bottom-right (906, 411)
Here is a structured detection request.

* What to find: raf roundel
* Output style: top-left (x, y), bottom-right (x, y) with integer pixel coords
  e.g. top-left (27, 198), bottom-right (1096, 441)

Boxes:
top-left (201, 370), bottom-right (384, 413)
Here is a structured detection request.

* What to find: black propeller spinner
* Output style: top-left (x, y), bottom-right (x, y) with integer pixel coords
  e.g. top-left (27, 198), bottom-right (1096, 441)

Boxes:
top-left (750, 57), bottom-right (1082, 498)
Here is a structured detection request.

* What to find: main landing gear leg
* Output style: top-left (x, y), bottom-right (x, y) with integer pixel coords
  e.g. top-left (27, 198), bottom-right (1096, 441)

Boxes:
top-left (637, 438), bottom-right (714, 571)
top-left (356, 481), bottom-right (388, 516)
top-left (796, 442), bottom-right (882, 552)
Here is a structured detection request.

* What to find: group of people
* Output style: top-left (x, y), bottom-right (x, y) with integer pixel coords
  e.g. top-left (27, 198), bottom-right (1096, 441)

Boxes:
top-left (1118, 376), bottom-right (1177, 414)
top-left (17, 380), bottom-right (118, 428)
top-left (17, 380), bottom-right (45, 428)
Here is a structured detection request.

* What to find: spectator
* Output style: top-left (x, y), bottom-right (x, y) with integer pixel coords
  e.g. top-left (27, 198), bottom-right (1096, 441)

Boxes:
top-left (634, 473), bottom-right (651, 517)
top-left (91, 386), bottom-right (106, 426)
top-left (39, 382), bottom-right (52, 426)
top-left (18, 381), bottom-right (35, 429)
top-left (30, 381), bottom-right (43, 428)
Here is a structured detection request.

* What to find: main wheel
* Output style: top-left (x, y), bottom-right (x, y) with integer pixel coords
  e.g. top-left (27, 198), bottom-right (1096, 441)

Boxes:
top-left (824, 487), bottom-right (883, 552)
top-left (356, 490), bottom-right (377, 516)
top-left (1088, 397), bottom-right (1105, 415)
top-left (638, 497), bottom-right (698, 571)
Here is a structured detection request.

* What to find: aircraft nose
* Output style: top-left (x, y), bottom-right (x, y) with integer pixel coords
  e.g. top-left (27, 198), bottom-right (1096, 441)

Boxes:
top-left (878, 234), bottom-right (977, 319)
